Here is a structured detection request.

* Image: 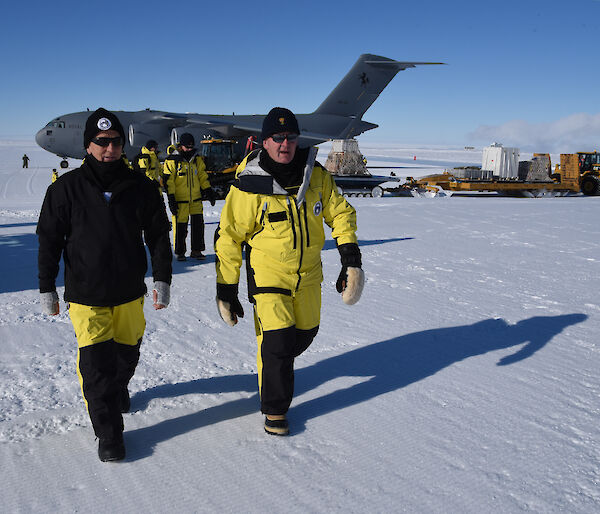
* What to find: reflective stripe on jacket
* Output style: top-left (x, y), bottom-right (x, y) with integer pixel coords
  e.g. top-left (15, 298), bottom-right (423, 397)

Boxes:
top-left (215, 149), bottom-right (358, 295)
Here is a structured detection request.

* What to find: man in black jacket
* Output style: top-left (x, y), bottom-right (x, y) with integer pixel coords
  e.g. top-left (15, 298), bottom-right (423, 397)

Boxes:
top-left (37, 108), bottom-right (173, 462)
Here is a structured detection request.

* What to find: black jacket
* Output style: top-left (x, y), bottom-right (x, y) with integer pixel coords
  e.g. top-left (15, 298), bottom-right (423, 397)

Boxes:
top-left (37, 158), bottom-right (172, 306)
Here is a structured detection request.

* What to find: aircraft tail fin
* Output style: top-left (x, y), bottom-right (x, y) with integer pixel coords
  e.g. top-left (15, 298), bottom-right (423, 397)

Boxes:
top-left (314, 54), bottom-right (444, 119)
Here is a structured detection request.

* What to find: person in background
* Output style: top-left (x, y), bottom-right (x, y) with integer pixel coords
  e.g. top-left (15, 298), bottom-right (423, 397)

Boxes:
top-left (163, 133), bottom-right (216, 261)
top-left (37, 108), bottom-right (172, 462)
top-left (51, 169), bottom-right (59, 183)
top-left (22, 154), bottom-right (30, 168)
top-left (134, 139), bottom-right (163, 188)
top-left (214, 107), bottom-right (364, 436)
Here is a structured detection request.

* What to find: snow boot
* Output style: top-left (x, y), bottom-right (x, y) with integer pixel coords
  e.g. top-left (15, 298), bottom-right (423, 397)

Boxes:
top-left (98, 434), bottom-right (126, 462)
top-left (190, 251), bottom-right (206, 260)
top-left (176, 254), bottom-right (186, 261)
top-left (264, 415), bottom-right (289, 436)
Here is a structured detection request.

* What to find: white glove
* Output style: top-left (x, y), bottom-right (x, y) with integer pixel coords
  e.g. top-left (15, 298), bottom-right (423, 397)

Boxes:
top-left (216, 298), bottom-right (242, 326)
top-left (153, 281), bottom-right (170, 309)
top-left (40, 291), bottom-right (59, 315)
top-left (341, 267), bottom-right (364, 305)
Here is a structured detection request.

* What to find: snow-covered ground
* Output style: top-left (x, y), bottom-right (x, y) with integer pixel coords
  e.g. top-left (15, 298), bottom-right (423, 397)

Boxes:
top-left (1, 140), bottom-right (599, 513)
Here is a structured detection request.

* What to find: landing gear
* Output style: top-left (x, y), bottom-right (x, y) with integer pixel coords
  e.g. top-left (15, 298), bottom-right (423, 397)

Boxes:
top-left (60, 159), bottom-right (69, 169)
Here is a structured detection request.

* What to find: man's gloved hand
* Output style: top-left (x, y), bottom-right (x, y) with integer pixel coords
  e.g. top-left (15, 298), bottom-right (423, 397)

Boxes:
top-left (216, 283), bottom-right (244, 326)
top-left (203, 187), bottom-right (217, 206)
top-left (336, 243), bottom-right (364, 305)
top-left (167, 195), bottom-right (178, 216)
top-left (336, 266), bottom-right (365, 305)
top-left (153, 281), bottom-right (170, 309)
top-left (40, 291), bottom-right (59, 315)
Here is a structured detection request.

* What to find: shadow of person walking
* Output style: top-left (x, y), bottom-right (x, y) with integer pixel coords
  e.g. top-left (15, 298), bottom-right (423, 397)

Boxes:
top-left (124, 313), bottom-right (586, 460)
top-left (290, 314), bottom-right (587, 432)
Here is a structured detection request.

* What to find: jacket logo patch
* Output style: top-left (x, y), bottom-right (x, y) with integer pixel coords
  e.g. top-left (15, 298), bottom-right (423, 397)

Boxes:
top-left (97, 118), bottom-right (112, 130)
top-left (313, 201), bottom-right (322, 216)
top-left (279, 117), bottom-right (285, 125)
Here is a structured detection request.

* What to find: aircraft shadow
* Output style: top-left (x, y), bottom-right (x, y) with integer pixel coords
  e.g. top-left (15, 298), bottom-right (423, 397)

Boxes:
top-left (123, 313), bottom-right (586, 461)
top-left (0, 232), bottom-right (62, 293)
top-left (323, 237), bottom-right (414, 252)
top-left (167, 237), bottom-right (414, 277)
top-left (0, 222), bottom-right (412, 293)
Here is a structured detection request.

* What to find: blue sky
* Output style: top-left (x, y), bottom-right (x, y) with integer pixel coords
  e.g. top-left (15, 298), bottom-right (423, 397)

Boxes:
top-left (1, 0), bottom-right (599, 151)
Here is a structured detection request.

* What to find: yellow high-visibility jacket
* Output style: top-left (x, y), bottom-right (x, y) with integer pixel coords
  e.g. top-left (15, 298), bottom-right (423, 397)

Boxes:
top-left (215, 149), bottom-right (358, 295)
top-left (137, 146), bottom-right (162, 183)
top-left (163, 150), bottom-right (211, 212)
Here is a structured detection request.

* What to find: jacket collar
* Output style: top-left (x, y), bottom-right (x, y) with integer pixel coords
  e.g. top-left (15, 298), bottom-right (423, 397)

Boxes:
top-left (237, 148), bottom-right (317, 205)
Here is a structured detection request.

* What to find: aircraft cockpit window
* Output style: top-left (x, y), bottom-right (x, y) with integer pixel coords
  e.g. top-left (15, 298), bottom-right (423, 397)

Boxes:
top-left (46, 121), bottom-right (65, 128)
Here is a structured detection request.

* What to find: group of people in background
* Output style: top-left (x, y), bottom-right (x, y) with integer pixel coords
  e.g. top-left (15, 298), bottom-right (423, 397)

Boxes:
top-left (37, 107), bottom-right (364, 462)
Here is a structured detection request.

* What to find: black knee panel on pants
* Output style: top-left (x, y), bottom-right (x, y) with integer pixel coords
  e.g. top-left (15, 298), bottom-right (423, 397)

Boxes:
top-left (79, 340), bottom-right (123, 440)
top-left (260, 325), bottom-right (319, 415)
top-left (115, 341), bottom-right (141, 389)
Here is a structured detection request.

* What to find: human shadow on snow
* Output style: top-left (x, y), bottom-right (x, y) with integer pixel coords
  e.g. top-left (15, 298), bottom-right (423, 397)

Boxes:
top-left (124, 313), bottom-right (586, 461)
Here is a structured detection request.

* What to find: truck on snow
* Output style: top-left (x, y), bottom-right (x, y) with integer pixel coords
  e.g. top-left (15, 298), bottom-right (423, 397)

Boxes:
top-left (414, 143), bottom-right (600, 197)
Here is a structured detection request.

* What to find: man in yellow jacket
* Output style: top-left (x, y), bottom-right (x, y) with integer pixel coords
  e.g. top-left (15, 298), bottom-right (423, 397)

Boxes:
top-left (214, 107), bottom-right (364, 436)
top-left (135, 139), bottom-right (163, 187)
top-left (163, 133), bottom-right (216, 261)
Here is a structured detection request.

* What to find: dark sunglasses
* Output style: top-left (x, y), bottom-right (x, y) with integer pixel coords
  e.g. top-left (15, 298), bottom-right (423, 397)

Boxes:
top-left (271, 133), bottom-right (299, 143)
top-left (91, 136), bottom-right (123, 147)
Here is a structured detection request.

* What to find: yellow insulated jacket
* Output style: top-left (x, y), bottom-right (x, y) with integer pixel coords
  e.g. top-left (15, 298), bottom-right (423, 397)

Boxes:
top-left (163, 150), bottom-right (211, 212)
top-left (137, 146), bottom-right (162, 182)
top-left (215, 149), bottom-right (358, 295)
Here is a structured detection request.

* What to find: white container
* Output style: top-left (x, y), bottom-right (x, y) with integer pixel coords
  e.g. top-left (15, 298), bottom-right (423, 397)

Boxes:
top-left (482, 143), bottom-right (520, 179)
top-left (331, 139), bottom-right (361, 153)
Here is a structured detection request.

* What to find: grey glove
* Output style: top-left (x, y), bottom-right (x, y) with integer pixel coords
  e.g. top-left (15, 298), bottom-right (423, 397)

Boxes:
top-left (153, 281), bottom-right (170, 307)
top-left (40, 291), bottom-right (59, 315)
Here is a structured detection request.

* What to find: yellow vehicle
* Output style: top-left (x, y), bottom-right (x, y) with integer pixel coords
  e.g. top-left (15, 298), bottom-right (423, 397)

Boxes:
top-left (412, 151), bottom-right (600, 197)
top-left (200, 138), bottom-right (239, 198)
top-left (553, 151), bottom-right (600, 196)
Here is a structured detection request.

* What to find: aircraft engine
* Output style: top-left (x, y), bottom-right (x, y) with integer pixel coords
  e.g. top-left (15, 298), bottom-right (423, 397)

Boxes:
top-left (128, 124), bottom-right (171, 150)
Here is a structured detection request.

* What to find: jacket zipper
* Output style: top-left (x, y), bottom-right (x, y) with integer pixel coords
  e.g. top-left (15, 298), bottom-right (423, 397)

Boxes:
top-left (286, 197), bottom-right (297, 249)
top-left (251, 203), bottom-right (268, 240)
top-left (288, 197), bottom-right (304, 291)
top-left (303, 201), bottom-right (310, 247)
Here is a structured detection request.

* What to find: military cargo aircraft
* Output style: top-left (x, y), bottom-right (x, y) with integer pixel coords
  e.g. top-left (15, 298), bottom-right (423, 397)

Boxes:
top-left (35, 54), bottom-right (443, 167)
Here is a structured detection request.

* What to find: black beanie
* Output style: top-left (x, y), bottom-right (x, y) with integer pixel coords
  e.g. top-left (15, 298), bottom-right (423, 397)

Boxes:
top-left (84, 108), bottom-right (126, 149)
top-left (179, 133), bottom-right (195, 147)
top-left (261, 107), bottom-right (299, 141)
top-left (145, 139), bottom-right (158, 149)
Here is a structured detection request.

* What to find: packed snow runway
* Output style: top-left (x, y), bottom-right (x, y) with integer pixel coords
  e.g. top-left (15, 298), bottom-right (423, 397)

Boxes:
top-left (1, 140), bottom-right (599, 512)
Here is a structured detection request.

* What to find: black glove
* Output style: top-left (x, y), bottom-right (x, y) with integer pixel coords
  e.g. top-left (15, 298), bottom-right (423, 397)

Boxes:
top-left (216, 283), bottom-right (244, 326)
top-left (203, 187), bottom-right (217, 206)
top-left (336, 243), bottom-right (362, 293)
top-left (167, 195), bottom-right (178, 216)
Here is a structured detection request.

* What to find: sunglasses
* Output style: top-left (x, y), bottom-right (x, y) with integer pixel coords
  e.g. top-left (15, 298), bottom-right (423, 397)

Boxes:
top-left (271, 133), bottom-right (299, 143)
top-left (91, 136), bottom-right (123, 147)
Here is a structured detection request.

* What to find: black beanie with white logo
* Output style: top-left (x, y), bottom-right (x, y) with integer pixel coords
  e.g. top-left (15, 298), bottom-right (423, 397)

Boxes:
top-left (84, 108), bottom-right (126, 149)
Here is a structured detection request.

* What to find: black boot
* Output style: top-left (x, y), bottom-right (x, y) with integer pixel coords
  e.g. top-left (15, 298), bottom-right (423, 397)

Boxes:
top-left (98, 434), bottom-right (126, 462)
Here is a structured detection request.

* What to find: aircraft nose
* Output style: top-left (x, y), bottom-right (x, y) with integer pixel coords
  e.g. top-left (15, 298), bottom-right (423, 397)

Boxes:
top-left (35, 127), bottom-right (50, 150)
